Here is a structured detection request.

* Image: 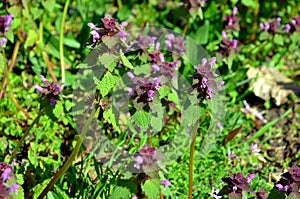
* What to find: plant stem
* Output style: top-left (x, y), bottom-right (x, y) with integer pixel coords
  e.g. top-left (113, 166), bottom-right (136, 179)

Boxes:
top-left (117, 0), bottom-right (123, 9)
top-left (188, 120), bottom-right (199, 199)
top-left (37, 108), bottom-right (99, 199)
top-left (59, 0), bottom-right (70, 87)
top-left (9, 110), bottom-right (44, 164)
top-left (0, 40), bottom-right (21, 99)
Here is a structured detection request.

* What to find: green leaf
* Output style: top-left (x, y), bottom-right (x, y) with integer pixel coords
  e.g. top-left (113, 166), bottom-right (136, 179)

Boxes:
top-left (0, 53), bottom-right (4, 74)
top-left (131, 110), bottom-right (151, 129)
top-left (150, 103), bottom-right (164, 132)
top-left (42, 0), bottom-right (56, 13)
top-left (102, 35), bottom-right (119, 49)
top-left (142, 179), bottom-right (160, 199)
top-left (97, 72), bottom-right (119, 97)
top-left (204, 2), bottom-right (218, 19)
top-left (98, 53), bottom-right (119, 72)
top-left (274, 34), bottom-right (284, 46)
top-left (241, 0), bottom-right (256, 8)
top-left (103, 108), bottom-right (121, 132)
top-left (63, 37), bottom-right (81, 49)
top-left (120, 51), bottom-right (134, 69)
top-left (4, 29), bottom-right (14, 43)
top-left (184, 105), bottom-right (202, 124)
top-left (24, 30), bottom-right (38, 49)
top-left (117, 5), bottom-right (131, 20)
top-left (192, 20), bottom-right (209, 45)
top-left (53, 100), bottom-right (64, 118)
top-left (110, 186), bottom-right (131, 199)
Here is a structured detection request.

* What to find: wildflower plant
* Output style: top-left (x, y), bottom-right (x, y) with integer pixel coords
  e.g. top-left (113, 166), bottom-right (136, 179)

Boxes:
top-left (70, 17), bottom-right (225, 198)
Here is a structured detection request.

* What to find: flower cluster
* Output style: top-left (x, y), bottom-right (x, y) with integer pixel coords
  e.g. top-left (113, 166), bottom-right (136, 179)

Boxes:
top-left (127, 72), bottom-right (160, 103)
top-left (165, 34), bottom-right (186, 56)
top-left (192, 57), bottom-right (224, 101)
top-left (219, 7), bottom-right (239, 56)
top-left (33, 75), bottom-right (61, 105)
top-left (260, 17), bottom-right (281, 34)
top-left (275, 165), bottom-right (300, 197)
top-left (221, 172), bottom-right (267, 199)
top-left (133, 146), bottom-right (158, 170)
top-left (0, 162), bottom-right (19, 199)
top-left (87, 18), bottom-right (128, 46)
top-left (260, 16), bottom-right (300, 34)
top-left (147, 40), bottom-right (181, 78)
top-left (224, 7), bottom-right (239, 31)
top-left (0, 14), bottom-right (14, 47)
top-left (219, 31), bottom-right (238, 56)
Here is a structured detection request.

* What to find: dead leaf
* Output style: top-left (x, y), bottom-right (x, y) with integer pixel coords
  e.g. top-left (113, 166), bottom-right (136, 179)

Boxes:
top-left (247, 66), bottom-right (300, 106)
top-left (223, 125), bottom-right (243, 145)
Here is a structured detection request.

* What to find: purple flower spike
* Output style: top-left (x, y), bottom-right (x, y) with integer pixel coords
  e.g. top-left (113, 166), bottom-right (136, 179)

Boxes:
top-left (0, 14), bottom-right (14, 34)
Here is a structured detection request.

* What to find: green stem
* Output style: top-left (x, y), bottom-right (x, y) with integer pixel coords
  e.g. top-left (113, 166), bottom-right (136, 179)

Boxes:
top-left (37, 108), bottom-right (100, 199)
top-left (188, 120), bottom-right (199, 199)
top-left (59, 0), bottom-right (70, 87)
top-left (9, 110), bottom-right (44, 164)
top-left (117, 0), bottom-right (123, 9)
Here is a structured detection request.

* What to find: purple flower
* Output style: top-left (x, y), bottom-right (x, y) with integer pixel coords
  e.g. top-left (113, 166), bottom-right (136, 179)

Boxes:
top-left (250, 143), bottom-right (260, 153)
top-left (260, 18), bottom-right (281, 34)
top-left (247, 174), bottom-right (255, 183)
top-left (243, 100), bottom-right (252, 114)
top-left (164, 33), bottom-right (186, 55)
top-left (34, 75), bottom-right (61, 105)
top-left (0, 14), bottom-right (14, 34)
top-left (8, 184), bottom-right (19, 194)
top-left (102, 18), bottom-right (116, 29)
top-left (284, 24), bottom-right (291, 33)
top-left (227, 149), bottom-right (237, 159)
top-left (224, 7), bottom-right (239, 31)
top-left (117, 21), bottom-right (128, 39)
top-left (127, 74), bottom-right (160, 103)
top-left (131, 195), bottom-right (138, 199)
top-left (0, 37), bottom-right (7, 47)
top-left (133, 156), bottom-right (143, 169)
top-left (219, 31), bottom-right (238, 55)
top-left (1, 168), bottom-right (11, 181)
top-left (276, 184), bottom-right (290, 192)
top-left (160, 179), bottom-right (171, 189)
top-left (192, 57), bottom-right (222, 101)
top-left (222, 172), bottom-right (254, 194)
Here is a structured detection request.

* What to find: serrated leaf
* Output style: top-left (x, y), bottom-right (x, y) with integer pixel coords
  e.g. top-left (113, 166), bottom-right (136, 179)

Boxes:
top-left (53, 101), bottom-right (64, 118)
top-left (65, 100), bottom-right (73, 112)
top-left (120, 51), bottom-right (133, 69)
top-left (24, 30), bottom-right (38, 49)
top-left (131, 110), bottom-right (151, 129)
top-left (274, 34), bottom-right (284, 46)
top-left (110, 186), bottom-right (131, 199)
top-left (184, 105), bottom-right (201, 124)
top-left (103, 108), bottom-right (120, 132)
top-left (150, 103), bottom-right (164, 132)
top-left (97, 72), bottom-right (119, 97)
top-left (167, 90), bottom-right (179, 106)
top-left (98, 53), bottom-right (119, 72)
top-left (42, 0), bottom-right (56, 13)
top-left (142, 179), bottom-right (160, 199)
top-left (102, 35), bottom-right (119, 49)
